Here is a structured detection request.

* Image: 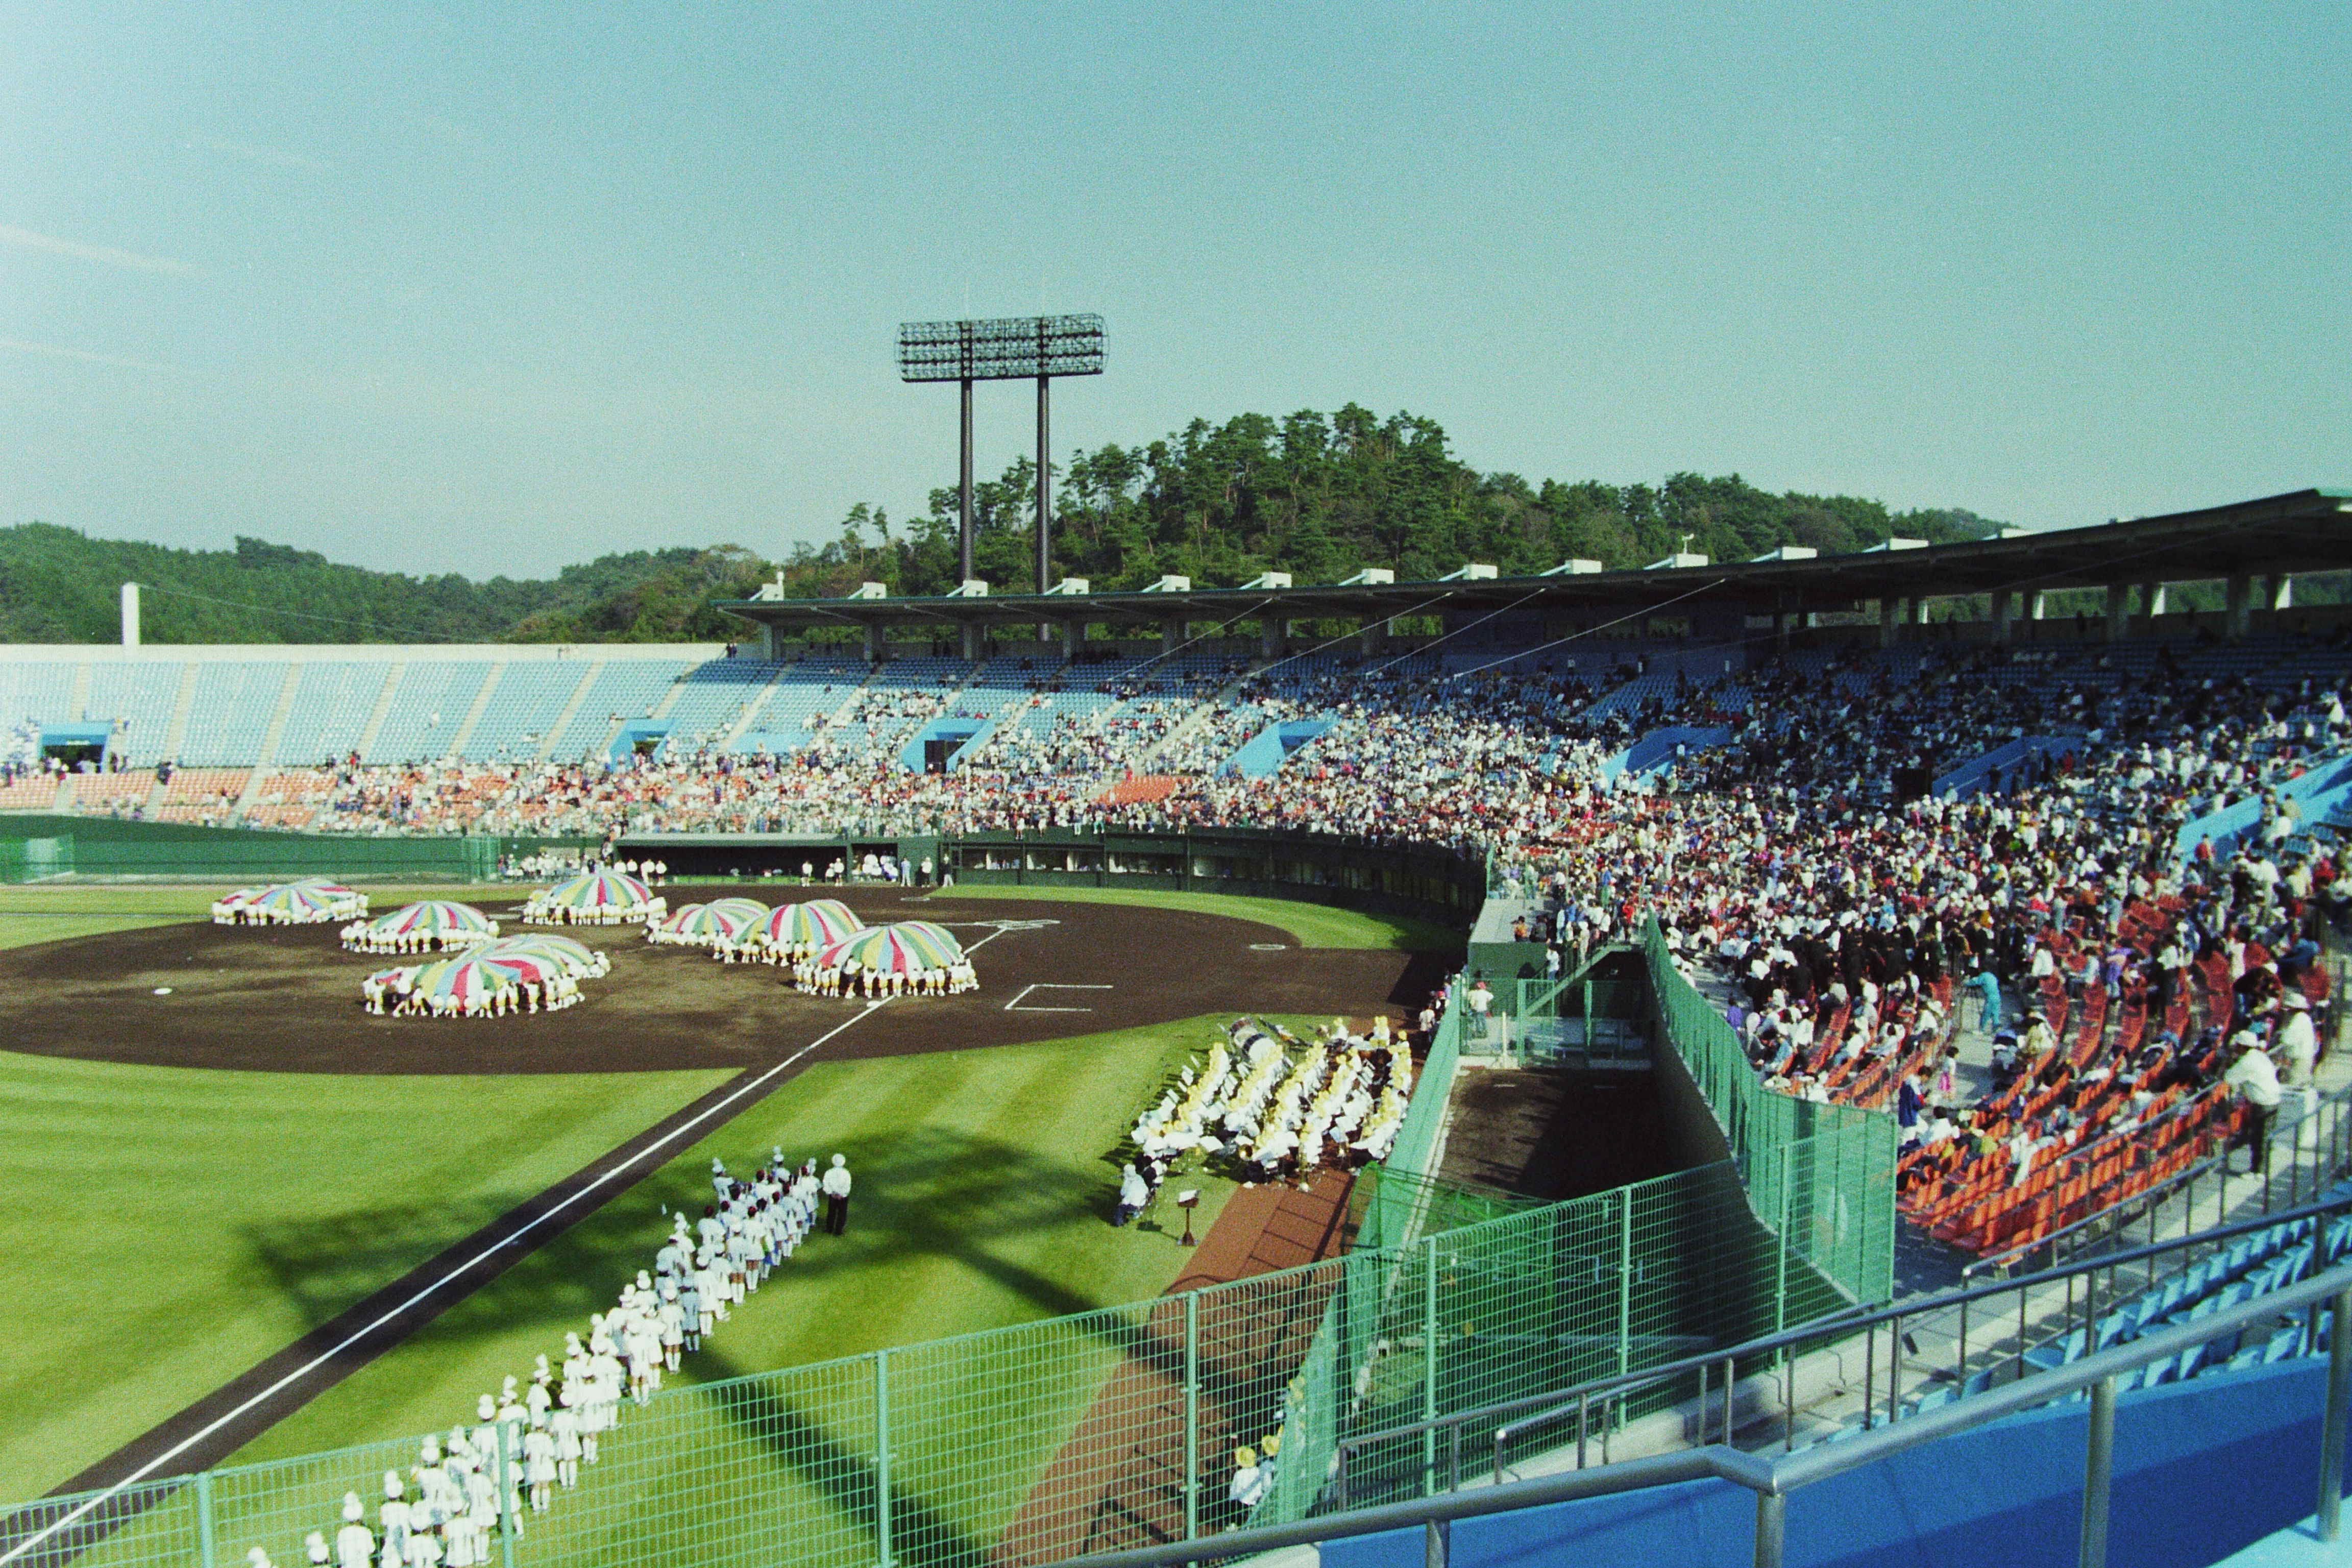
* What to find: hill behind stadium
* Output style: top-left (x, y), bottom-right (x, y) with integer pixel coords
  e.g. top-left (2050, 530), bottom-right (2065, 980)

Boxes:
top-left (0, 404), bottom-right (2001, 645)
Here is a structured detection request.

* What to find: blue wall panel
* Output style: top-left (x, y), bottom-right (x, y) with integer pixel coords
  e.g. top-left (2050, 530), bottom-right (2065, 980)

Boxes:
top-left (1327, 1359), bottom-right (2346, 1568)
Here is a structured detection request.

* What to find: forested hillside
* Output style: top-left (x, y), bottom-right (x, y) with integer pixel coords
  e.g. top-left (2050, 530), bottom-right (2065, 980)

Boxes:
top-left (2, 403), bottom-right (2001, 643)
top-left (777, 404), bottom-right (2000, 599)
top-left (0, 528), bottom-right (767, 644)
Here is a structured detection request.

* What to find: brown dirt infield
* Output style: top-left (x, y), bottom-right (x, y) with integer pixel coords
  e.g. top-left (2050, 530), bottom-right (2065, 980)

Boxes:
top-left (0, 891), bottom-right (1431, 1075)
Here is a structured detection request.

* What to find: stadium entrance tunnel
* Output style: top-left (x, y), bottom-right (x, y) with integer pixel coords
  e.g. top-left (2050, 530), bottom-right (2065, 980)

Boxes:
top-left (900, 715), bottom-right (988, 772)
top-left (38, 723), bottom-right (112, 769)
top-left (608, 719), bottom-right (670, 760)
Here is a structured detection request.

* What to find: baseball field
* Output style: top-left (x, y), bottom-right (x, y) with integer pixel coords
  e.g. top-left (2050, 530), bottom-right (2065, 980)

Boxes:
top-left (0, 880), bottom-right (1452, 1512)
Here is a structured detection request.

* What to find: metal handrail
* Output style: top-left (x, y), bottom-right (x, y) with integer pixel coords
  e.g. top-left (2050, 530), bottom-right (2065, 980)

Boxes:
top-left (1047, 1259), bottom-right (2352, 1568)
top-left (1323, 1184), bottom-right (2352, 1503)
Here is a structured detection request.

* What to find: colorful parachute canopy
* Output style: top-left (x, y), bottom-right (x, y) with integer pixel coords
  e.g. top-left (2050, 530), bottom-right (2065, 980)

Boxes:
top-left (246, 881), bottom-right (350, 920)
top-left (285, 877), bottom-right (365, 904)
top-left (538, 870), bottom-right (656, 913)
top-left (652, 901), bottom-right (757, 946)
top-left (477, 949), bottom-right (561, 985)
top-left (815, 920), bottom-right (966, 976)
top-left (364, 900), bottom-right (497, 943)
top-left (703, 897), bottom-right (769, 928)
top-left (476, 934), bottom-right (598, 976)
top-left (759, 899), bottom-right (866, 949)
top-left (406, 955), bottom-right (518, 1004)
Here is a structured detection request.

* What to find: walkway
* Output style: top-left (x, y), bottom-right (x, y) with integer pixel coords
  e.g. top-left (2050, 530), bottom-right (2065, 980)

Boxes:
top-left (994, 1169), bottom-right (1358, 1567)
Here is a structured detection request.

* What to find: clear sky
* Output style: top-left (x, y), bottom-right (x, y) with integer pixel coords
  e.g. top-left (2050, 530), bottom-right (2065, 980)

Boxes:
top-left (1, 2), bottom-right (2342, 576)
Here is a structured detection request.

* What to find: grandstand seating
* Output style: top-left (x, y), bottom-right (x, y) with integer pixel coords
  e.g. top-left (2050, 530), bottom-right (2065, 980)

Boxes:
top-left (456, 662), bottom-right (589, 761)
top-left (543, 658), bottom-right (693, 760)
top-left (362, 662), bottom-right (492, 764)
top-left (84, 662), bottom-right (182, 767)
top-left (658, 658), bottom-right (783, 754)
top-left (179, 663), bottom-right (287, 765)
top-left (156, 768), bottom-right (250, 824)
top-left (275, 662), bottom-right (391, 765)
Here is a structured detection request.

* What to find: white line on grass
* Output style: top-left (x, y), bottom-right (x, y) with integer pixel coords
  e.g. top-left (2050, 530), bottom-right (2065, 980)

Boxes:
top-left (8, 916), bottom-right (1052, 1555)
top-left (1, 999), bottom-right (892, 1564)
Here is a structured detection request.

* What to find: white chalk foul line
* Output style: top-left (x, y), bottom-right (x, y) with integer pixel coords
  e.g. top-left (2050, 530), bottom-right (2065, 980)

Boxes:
top-left (1003, 983), bottom-right (1115, 1013)
top-left (0, 999), bottom-right (892, 1565)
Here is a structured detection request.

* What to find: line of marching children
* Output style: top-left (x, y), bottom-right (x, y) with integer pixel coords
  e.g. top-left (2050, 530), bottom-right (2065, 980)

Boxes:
top-left (282, 1149), bottom-right (854, 1568)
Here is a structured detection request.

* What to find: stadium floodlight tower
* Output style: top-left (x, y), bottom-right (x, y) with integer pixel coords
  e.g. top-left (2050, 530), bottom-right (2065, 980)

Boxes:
top-left (897, 314), bottom-right (1105, 629)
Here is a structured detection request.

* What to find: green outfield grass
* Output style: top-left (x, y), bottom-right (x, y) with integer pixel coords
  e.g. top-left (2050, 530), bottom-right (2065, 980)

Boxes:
top-left (0, 883), bottom-right (533, 952)
top-left (0, 1051), bottom-right (731, 1501)
top-left (232, 1012), bottom-right (1311, 1467)
top-left (928, 883), bottom-right (1464, 952)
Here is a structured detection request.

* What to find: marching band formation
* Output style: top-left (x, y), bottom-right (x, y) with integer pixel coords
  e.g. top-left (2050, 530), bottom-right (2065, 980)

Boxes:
top-left (285, 1147), bottom-right (850, 1568)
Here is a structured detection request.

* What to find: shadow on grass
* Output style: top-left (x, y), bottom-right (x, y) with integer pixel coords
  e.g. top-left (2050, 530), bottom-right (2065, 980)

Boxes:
top-left (243, 1123), bottom-right (1163, 1345)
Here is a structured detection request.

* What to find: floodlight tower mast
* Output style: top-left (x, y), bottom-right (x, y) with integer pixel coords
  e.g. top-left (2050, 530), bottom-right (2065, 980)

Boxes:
top-left (959, 356), bottom-right (975, 584)
top-left (897, 313), bottom-right (1105, 627)
top-left (1035, 320), bottom-right (1051, 602)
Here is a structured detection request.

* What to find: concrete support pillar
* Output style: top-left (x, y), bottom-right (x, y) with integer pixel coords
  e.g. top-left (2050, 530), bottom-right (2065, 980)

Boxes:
top-left (1260, 617), bottom-right (1286, 661)
top-left (1357, 618), bottom-right (1385, 657)
top-left (1060, 618), bottom-right (1085, 656)
top-left (1877, 598), bottom-right (1901, 649)
top-left (864, 625), bottom-right (885, 664)
top-left (2138, 581), bottom-right (2167, 636)
top-left (1992, 589), bottom-right (2018, 645)
top-left (960, 623), bottom-right (982, 664)
top-left (1161, 616), bottom-right (1185, 654)
top-left (1910, 597), bottom-right (1931, 625)
top-left (2028, 590), bottom-right (2049, 622)
top-left (2270, 574), bottom-right (2295, 611)
top-left (2225, 574), bottom-right (2252, 641)
top-left (1774, 609), bottom-right (1793, 651)
top-left (2102, 584), bottom-right (2130, 642)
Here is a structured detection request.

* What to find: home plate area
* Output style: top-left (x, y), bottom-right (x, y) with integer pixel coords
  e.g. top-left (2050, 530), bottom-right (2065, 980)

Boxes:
top-left (1004, 983), bottom-right (1117, 1013)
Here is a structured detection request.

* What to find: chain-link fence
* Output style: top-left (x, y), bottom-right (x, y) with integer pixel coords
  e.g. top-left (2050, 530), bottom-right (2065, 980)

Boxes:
top-left (6, 910), bottom-right (1894, 1568)
top-left (1638, 915), bottom-right (1898, 1307)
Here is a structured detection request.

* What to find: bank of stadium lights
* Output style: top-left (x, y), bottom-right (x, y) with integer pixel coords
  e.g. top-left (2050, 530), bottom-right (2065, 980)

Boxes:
top-left (896, 314), bottom-right (1106, 607)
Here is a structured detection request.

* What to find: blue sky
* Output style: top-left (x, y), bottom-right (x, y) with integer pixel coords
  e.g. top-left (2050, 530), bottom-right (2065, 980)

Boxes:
top-left (0, 2), bottom-right (2342, 576)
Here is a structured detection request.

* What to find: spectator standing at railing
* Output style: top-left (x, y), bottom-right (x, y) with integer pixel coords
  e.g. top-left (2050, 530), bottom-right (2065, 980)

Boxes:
top-left (2278, 994), bottom-right (2319, 1086)
top-left (2224, 1034), bottom-right (2283, 1173)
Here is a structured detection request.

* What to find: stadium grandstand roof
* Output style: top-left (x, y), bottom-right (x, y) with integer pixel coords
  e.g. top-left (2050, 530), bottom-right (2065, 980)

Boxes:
top-left (721, 487), bottom-right (2352, 636)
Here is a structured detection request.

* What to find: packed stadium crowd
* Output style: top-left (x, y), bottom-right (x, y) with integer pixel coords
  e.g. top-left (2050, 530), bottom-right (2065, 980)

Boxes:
top-left (39, 632), bottom-right (2350, 1251)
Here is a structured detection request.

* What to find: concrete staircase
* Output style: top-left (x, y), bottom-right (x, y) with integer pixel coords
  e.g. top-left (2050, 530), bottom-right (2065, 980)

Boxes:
top-left (1138, 665), bottom-right (1258, 770)
top-left (717, 663), bottom-right (793, 753)
top-left (538, 662), bottom-right (604, 762)
top-left (354, 664), bottom-right (406, 758)
top-left (142, 663), bottom-right (202, 814)
top-left (230, 664), bottom-right (307, 824)
top-left (158, 662), bottom-right (200, 762)
top-left (444, 662), bottom-right (506, 759)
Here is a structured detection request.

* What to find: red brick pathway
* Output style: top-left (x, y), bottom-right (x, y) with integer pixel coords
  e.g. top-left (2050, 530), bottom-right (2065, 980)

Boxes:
top-left (989, 1170), bottom-right (1358, 1566)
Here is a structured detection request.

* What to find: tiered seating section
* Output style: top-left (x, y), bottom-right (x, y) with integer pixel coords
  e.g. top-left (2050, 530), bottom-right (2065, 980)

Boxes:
top-left (1897, 898), bottom-right (2332, 1258)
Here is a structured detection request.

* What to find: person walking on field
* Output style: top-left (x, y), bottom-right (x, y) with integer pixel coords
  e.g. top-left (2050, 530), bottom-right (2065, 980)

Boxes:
top-left (821, 1154), bottom-right (853, 1235)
